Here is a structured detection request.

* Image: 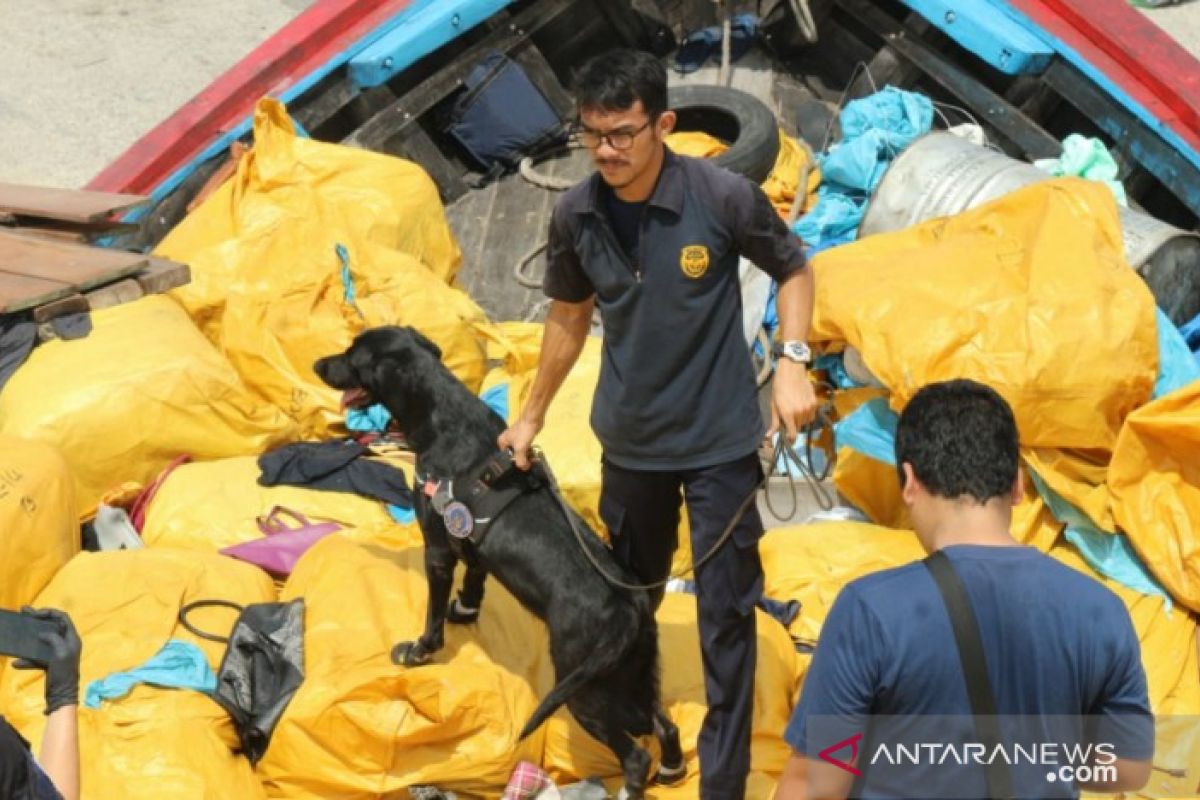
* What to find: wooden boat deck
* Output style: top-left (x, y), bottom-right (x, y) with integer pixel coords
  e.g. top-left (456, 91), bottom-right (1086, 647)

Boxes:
top-left (445, 50), bottom-right (813, 323)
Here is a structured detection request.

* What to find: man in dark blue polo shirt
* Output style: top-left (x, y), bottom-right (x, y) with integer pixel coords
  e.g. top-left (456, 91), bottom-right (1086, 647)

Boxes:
top-left (498, 49), bottom-right (817, 799)
top-left (777, 380), bottom-right (1153, 799)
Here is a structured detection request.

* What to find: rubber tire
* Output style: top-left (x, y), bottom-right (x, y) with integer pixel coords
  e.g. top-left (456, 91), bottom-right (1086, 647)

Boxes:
top-left (668, 85), bottom-right (780, 184)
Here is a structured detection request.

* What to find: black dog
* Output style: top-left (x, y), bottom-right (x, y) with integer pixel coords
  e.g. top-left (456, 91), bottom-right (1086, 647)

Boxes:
top-left (314, 326), bottom-right (683, 797)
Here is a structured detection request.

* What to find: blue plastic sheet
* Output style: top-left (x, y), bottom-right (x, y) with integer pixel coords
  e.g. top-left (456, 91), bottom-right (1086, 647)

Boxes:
top-left (480, 383), bottom-right (509, 420)
top-left (1155, 307), bottom-right (1200, 397)
top-left (834, 397), bottom-right (899, 466)
top-left (346, 404), bottom-right (393, 433)
top-left (1180, 311), bottom-right (1200, 368)
top-left (387, 504), bottom-right (416, 524)
top-left (1026, 471), bottom-right (1171, 609)
top-left (84, 640), bottom-right (217, 708)
top-left (793, 87), bottom-right (933, 249)
top-left (813, 353), bottom-right (862, 390)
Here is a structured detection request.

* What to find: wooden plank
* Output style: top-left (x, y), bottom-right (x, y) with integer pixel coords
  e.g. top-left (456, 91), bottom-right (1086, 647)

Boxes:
top-left (0, 271), bottom-right (74, 314)
top-left (847, 13), bottom-right (930, 100)
top-left (593, 0), bottom-right (650, 49)
top-left (444, 179), bottom-right (500, 284)
top-left (32, 294), bottom-right (89, 323)
top-left (291, 71), bottom-right (361, 134)
top-left (345, 0), bottom-right (578, 152)
top-left (836, 0), bottom-right (1061, 160)
top-left (386, 125), bottom-right (470, 204)
top-left (0, 231), bottom-right (148, 312)
top-left (85, 279), bottom-right (144, 311)
top-left (6, 227), bottom-right (88, 244)
top-left (7, 218), bottom-right (138, 245)
top-left (0, 183), bottom-right (146, 224)
top-left (136, 258), bottom-right (192, 295)
top-left (453, 148), bottom-right (591, 322)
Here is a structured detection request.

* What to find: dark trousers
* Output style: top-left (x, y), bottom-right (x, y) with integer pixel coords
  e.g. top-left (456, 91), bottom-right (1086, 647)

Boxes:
top-left (599, 451), bottom-right (764, 800)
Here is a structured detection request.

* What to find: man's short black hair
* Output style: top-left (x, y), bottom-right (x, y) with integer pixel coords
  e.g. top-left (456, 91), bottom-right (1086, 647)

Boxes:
top-left (572, 48), bottom-right (667, 119)
top-left (894, 379), bottom-right (1019, 503)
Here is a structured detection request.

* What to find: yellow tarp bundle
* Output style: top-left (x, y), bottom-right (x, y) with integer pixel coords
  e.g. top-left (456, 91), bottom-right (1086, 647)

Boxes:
top-left (665, 129), bottom-right (820, 217)
top-left (262, 530), bottom-right (800, 798)
top-left (832, 451), bottom-right (1062, 553)
top-left (810, 178), bottom-right (1158, 452)
top-left (139, 455), bottom-right (402, 553)
top-left (1110, 381), bottom-right (1200, 613)
top-left (1022, 447), bottom-right (1115, 532)
top-left (156, 98), bottom-right (490, 437)
top-left (0, 296), bottom-right (298, 516)
top-left (260, 532), bottom-right (547, 798)
top-left (1050, 544), bottom-right (1200, 796)
top-left (760, 521), bottom-right (925, 641)
top-left (0, 436), bottom-right (77, 609)
top-left (0, 550), bottom-right (277, 800)
top-left (486, 323), bottom-right (605, 534)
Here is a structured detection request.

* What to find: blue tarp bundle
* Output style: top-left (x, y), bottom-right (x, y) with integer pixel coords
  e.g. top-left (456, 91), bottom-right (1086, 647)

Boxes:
top-left (793, 87), bottom-right (934, 251)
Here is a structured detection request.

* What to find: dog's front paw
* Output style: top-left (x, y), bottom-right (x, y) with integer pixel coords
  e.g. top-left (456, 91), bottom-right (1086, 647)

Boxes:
top-left (653, 759), bottom-right (687, 786)
top-left (390, 640), bottom-right (433, 667)
top-left (446, 597), bottom-right (481, 625)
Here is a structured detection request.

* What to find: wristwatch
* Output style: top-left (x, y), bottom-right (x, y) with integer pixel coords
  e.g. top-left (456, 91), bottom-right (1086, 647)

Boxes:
top-left (773, 340), bottom-right (813, 366)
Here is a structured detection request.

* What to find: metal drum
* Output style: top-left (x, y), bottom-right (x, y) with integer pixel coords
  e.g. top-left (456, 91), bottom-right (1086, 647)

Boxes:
top-left (860, 132), bottom-right (1200, 325)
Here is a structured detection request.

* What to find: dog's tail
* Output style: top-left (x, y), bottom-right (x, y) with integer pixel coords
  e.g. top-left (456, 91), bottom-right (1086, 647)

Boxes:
top-left (518, 623), bottom-right (633, 740)
top-left (518, 662), bottom-right (599, 740)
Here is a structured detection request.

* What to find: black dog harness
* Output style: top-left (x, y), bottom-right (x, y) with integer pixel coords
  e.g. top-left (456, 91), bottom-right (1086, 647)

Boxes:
top-left (417, 450), bottom-right (544, 561)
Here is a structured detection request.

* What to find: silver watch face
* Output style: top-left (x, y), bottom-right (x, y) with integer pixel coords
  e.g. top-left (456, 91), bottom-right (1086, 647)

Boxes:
top-left (782, 342), bottom-right (812, 363)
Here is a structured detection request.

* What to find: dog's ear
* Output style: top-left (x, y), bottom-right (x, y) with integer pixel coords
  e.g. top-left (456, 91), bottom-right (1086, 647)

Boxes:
top-left (405, 327), bottom-right (443, 361)
top-left (367, 356), bottom-right (400, 394)
top-left (368, 356), bottom-right (408, 420)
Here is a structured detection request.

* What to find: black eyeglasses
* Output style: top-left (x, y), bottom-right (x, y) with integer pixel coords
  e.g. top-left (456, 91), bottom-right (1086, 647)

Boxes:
top-left (572, 119), bottom-right (653, 151)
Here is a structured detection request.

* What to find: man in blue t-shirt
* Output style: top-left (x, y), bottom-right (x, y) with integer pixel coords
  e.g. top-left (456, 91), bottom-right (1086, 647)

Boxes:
top-left (777, 380), bottom-right (1153, 800)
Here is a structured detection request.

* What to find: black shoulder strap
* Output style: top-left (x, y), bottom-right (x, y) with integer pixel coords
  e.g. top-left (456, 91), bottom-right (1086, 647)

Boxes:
top-left (924, 550), bottom-right (1014, 800)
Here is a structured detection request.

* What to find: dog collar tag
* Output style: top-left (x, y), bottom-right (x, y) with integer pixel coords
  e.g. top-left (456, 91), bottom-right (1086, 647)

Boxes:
top-left (443, 501), bottom-right (474, 540)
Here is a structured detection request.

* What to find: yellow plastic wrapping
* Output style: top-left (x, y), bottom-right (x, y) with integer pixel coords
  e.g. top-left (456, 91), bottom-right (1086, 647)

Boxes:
top-left (665, 129), bottom-right (820, 217)
top-left (761, 131), bottom-right (820, 219)
top-left (0, 296), bottom-right (299, 517)
top-left (0, 435), bottom-right (77, 609)
top-left (0, 550), bottom-right (277, 800)
top-left (542, 593), bottom-right (800, 792)
top-left (261, 533), bottom-right (547, 798)
top-left (810, 179), bottom-right (1158, 451)
top-left (833, 450), bottom-right (1060, 553)
top-left (760, 522), bottom-right (924, 642)
top-left (1109, 381), bottom-right (1200, 613)
top-left (156, 98), bottom-right (488, 437)
top-left (831, 449), bottom-right (912, 531)
top-left (140, 455), bottom-right (403, 552)
top-left (1023, 447), bottom-right (1115, 532)
top-left (1050, 543), bottom-right (1200, 797)
top-left (488, 322), bottom-right (606, 535)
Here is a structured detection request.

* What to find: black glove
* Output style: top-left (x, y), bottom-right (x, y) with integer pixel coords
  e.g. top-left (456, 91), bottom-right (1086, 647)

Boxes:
top-left (12, 607), bottom-right (82, 715)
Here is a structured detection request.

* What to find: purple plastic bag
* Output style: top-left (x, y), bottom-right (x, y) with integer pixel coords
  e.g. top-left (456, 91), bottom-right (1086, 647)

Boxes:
top-left (219, 506), bottom-right (343, 576)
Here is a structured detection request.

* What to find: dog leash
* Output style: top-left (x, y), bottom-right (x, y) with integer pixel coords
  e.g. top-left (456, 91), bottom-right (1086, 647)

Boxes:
top-left (538, 407), bottom-right (836, 592)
